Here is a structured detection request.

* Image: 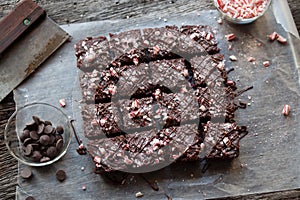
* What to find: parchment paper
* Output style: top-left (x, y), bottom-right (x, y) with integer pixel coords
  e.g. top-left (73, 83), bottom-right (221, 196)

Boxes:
top-left (14, 3), bottom-right (300, 200)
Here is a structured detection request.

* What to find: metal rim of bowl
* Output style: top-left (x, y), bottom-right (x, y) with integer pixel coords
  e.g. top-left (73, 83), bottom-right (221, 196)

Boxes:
top-left (4, 102), bottom-right (73, 167)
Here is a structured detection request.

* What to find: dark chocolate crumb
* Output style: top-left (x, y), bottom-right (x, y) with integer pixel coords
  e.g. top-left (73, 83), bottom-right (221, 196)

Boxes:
top-left (20, 167), bottom-right (32, 179)
top-left (56, 169), bottom-right (66, 182)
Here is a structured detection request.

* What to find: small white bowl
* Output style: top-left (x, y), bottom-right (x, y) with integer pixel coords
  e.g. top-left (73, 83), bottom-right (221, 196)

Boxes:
top-left (214, 0), bottom-right (272, 24)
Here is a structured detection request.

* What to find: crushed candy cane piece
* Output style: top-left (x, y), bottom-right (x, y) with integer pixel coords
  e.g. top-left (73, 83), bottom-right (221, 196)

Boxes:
top-left (217, 18), bottom-right (223, 24)
top-left (229, 55), bottom-right (237, 61)
top-left (248, 57), bottom-right (256, 62)
top-left (268, 32), bottom-right (279, 41)
top-left (263, 61), bottom-right (270, 67)
top-left (225, 33), bottom-right (235, 41)
top-left (277, 35), bottom-right (287, 44)
top-left (135, 192), bottom-right (144, 198)
top-left (282, 104), bottom-right (291, 116)
top-left (59, 99), bottom-right (66, 107)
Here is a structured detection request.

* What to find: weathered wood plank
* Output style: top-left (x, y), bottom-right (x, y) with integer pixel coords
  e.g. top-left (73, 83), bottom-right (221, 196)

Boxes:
top-left (0, 93), bottom-right (17, 200)
top-left (0, 0), bottom-right (299, 33)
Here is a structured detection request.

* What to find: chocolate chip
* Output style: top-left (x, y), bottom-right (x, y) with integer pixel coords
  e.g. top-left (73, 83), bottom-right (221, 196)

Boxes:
top-left (44, 121), bottom-right (52, 126)
top-left (25, 196), bottom-right (35, 200)
top-left (31, 151), bottom-right (42, 162)
top-left (49, 135), bottom-right (56, 145)
top-left (25, 121), bottom-right (37, 131)
top-left (44, 125), bottom-right (54, 134)
top-left (56, 139), bottom-right (63, 151)
top-left (56, 169), bottom-right (66, 182)
top-left (20, 167), bottom-right (32, 179)
top-left (55, 134), bottom-right (63, 142)
top-left (47, 146), bottom-right (58, 159)
top-left (56, 125), bottom-right (64, 134)
top-left (20, 130), bottom-right (30, 142)
top-left (31, 143), bottom-right (40, 150)
top-left (37, 123), bottom-right (45, 134)
top-left (39, 135), bottom-right (50, 146)
top-left (40, 156), bottom-right (51, 163)
top-left (32, 116), bottom-right (40, 125)
top-left (23, 138), bottom-right (32, 146)
top-left (23, 144), bottom-right (33, 156)
top-left (29, 131), bottom-right (39, 140)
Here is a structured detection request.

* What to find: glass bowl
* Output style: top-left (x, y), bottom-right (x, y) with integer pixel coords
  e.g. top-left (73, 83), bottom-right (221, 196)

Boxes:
top-left (4, 102), bottom-right (72, 167)
top-left (213, 0), bottom-right (272, 24)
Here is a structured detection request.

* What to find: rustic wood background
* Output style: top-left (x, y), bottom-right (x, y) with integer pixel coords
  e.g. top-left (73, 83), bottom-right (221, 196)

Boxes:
top-left (0, 0), bottom-right (299, 199)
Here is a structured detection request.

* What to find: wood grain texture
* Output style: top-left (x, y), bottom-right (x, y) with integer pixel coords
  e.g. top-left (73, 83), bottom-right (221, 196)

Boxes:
top-left (0, 0), bottom-right (45, 54)
top-left (0, 0), bottom-right (299, 199)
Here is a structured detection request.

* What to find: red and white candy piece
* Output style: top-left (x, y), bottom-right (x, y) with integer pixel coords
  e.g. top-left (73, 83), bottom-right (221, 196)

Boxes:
top-left (248, 57), bottom-right (256, 62)
top-left (225, 33), bottom-right (235, 41)
top-left (282, 104), bottom-right (291, 116)
top-left (59, 99), bottom-right (66, 107)
top-left (263, 60), bottom-right (270, 67)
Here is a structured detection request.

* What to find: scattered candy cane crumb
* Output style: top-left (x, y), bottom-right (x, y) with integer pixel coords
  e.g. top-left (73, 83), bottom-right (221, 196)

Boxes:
top-left (247, 57), bottom-right (256, 62)
top-left (268, 32), bottom-right (287, 44)
top-left (263, 61), bottom-right (270, 67)
top-left (135, 192), bottom-right (144, 198)
top-left (277, 35), bottom-right (287, 44)
top-left (82, 185), bottom-right (87, 191)
top-left (268, 32), bottom-right (279, 41)
top-left (229, 55), bottom-right (237, 61)
top-left (282, 105), bottom-right (291, 116)
top-left (217, 18), bottom-right (223, 24)
top-left (225, 33), bottom-right (235, 41)
top-left (59, 99), bottom-right (66, 107)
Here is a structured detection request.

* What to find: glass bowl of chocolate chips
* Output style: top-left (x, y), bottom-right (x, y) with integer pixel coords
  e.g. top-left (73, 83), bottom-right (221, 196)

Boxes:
top-left (4, 102), bottom-right (72, 166)
top-left (214, 0), bottom-right (272, 24)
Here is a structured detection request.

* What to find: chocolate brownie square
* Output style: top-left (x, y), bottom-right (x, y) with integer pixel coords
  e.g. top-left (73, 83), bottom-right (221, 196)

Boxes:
top-left (143, 27), bottom-right (179, 51)
top-left (149, 59), bottom-right (191, 92)
top-left (180, 25), bottom-right (220, 55)
top-left (203, 122), bottom-right (248, 159)
top-left (88, 124), bottom-right (199, 173)
top-left (80, 70), bottom-right (102, 103)
top-left (75, 36), bottom-right (112, 72)
top-left (81, 104), bottom-right (106, 139)
top-left (109, 29), bottom-right (145, 60)
top-left (96, 102), bottom-right (121, 137)
top-left (117, 97), bottom-right (155, 131)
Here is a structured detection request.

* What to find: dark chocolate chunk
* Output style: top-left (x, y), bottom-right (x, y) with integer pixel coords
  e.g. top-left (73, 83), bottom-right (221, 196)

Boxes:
top-left (56, 169), bottom-right (66, 182)
top-left (56, 139), bottom-right (63, 151)
top-left (20, 130), bottom-right (30, 142)
top-left (56, 125), bottom-right (64, 134)
top-left (32, 116), bottom-right (40, 125)
top-left (29, 131), bottom-right (39, 140)
top-left (37, 123), bottom-right (45, 134)
top-left (20, 167), bottom-right (32, 179)
top-left (44, 121), bottom-right (52, 126)
top-left (31, 151), bottom-right (42, 162)
top-left (55, 134), bottom-right (63, 142)
top-left (23, 144), bottom-right (33, 156)
top-left (44, 125), bottom-right (54, 134)
top-left (47, 146), bottom-right (58, 159)
top-left (23, 138), bottom-right (32, 147)
top-left (39, 135), bottom-right (51, 146)
top-left (25, 196), bottom-right (35, 200)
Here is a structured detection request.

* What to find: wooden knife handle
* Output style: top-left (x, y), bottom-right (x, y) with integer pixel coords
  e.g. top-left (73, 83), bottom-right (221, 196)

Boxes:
top-left (0, 0), bottom-right (46, 54)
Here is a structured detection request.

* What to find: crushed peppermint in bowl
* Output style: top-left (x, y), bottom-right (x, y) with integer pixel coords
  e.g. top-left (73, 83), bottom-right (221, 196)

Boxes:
top-left (214, 0), bottom-right (272, 24)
